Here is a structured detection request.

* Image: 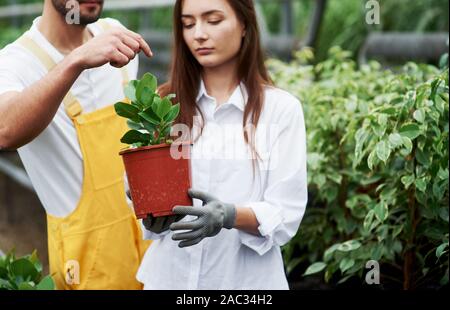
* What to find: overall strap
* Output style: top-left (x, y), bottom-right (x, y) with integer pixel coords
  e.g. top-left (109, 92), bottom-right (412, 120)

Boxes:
top-left (16, 35), bottom-right (82, 118)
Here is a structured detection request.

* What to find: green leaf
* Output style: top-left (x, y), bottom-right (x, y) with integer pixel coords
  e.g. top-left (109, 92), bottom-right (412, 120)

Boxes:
top-left (0, 266), bottom-right (7, 279)
top-left (324, 244), bottom-right (340, 262)
top-left (121, 130), bottom-right (151, 145)
top-left (10, 258), bottom-right (39, 283)
top-left (437, 168), bottom-right (448, 180)
top-left (141, 119), bottom-right (156, 134)
top-left (436, 243), bottom-right (448, 259)
top-left (164, 103), bottom-right (180, 123)
top-left (377, 114), bottom-right (388, 126)
top-left (439, 207), bottom-right (449, 222)
top-left (363, 210), bottom-right (375, 232)
top-left (328, 172), bottom-right (342, 184)
top-left (415, 178), bottom-right (427, 192)
top-left (114, 102), bottom-right (140, 123)
top-left (136, 73), bottom-right (157, 103)
top-left (415, 149), bottom-right (430, 167)
top-left (367, 150), bottom-right (377, 170)
top-left (156, 97), bottom-right (173, 119)
top-left (379, 107), bottom-right (397, 115)
top-left (124, 80), bottom-right (138, 102)
top-left (36, 275), bottom-right (55, 290)
top-left (388, 133), bottom-right (403, 148)
top-left (413, 109), bottom-right (426, 123)
top-left (401, 175), bottom-right (415, 189)
top-left (399, 136), bottom-right (413, 156)
top-left (18, 282), bottom-right (35, 290)
top-left (399, 123), bottom-right (421, 139)
top-left (376, 140), bottom-right (391, 163)
top-left (141, 73), bottom-right (158, 92)
top-left (337, 240), bottom-right (361, 252)
top-left (139, 108), bottom-right (160, 125)
top-left (303, 262), bottom-right (327, 276)
top-left (339, 258), bottom-right (355, 273)
top-left (127, 120), bottom-right (143, 131)
top-left (374, 201), bottom-right (388, 222)
top-left (28, 250), bottom-right (42, 274)
top-left (140, 87), bottom-right (155, 108)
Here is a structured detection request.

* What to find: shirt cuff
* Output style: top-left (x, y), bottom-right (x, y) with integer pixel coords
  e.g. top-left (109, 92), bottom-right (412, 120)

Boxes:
top-left (238, 201), bottom-right (283, 256)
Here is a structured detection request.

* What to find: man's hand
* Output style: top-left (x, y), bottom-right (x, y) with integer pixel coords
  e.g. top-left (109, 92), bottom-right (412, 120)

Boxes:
top-left (170, 189), bottom-right (237, 248)
top-left (70, 27), bottom-right (153, 70)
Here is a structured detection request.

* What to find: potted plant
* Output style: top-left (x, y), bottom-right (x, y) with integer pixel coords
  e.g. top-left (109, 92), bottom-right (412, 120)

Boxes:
top-left (0, 249), bottom-right (55, 290)
top-left (114, 73), bottom-right (192, 219)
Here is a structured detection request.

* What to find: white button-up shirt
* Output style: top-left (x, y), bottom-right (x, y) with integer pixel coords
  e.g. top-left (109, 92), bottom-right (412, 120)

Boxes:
top-left (136, 81), bottom-right (307, 290)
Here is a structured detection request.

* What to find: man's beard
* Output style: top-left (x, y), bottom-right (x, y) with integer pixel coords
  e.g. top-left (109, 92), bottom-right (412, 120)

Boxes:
top-left (51, 0), bottom-right (104, 25)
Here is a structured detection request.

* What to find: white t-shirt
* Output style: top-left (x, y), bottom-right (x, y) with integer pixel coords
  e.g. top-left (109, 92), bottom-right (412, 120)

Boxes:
top-left (0, 17), bottom-right (139, 217)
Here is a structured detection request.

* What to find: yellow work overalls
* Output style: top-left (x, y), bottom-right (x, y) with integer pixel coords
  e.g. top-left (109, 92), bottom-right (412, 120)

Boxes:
top-left (16, 19), bottom-right (150, 290)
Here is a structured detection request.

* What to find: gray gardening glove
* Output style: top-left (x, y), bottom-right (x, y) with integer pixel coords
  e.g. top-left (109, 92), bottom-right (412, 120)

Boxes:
top-left (170, 189), bottom-right (237, 248)
top-left (127, 189), bottom-right (184, 234)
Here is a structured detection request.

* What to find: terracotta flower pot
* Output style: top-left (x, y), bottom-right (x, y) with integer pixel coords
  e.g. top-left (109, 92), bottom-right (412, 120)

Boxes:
top-left (119, 142), bottom-right (192, 219)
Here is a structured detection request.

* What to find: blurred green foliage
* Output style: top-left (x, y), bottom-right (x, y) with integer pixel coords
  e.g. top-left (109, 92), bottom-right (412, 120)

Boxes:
top-left (270, 47), bottom-right (449, 289)
top-left (1, 0), bottom-right (448, 59)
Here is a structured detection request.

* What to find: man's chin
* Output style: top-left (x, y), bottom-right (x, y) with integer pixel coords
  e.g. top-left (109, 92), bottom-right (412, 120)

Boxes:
top-left (78, 13), bottom-right (102, 25)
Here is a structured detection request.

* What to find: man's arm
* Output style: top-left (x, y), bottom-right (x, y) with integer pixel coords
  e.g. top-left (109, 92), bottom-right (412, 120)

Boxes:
top-left (0, 27), bottom-right (152, 150)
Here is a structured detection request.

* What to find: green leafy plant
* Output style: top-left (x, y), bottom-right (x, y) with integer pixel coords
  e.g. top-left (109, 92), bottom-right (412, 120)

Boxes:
top-left (270, 47), bottom-right (449, 289)
top-left (114, 73), bottom-right (180, 147)
top-left (0, 250), bottom-right (55, 290)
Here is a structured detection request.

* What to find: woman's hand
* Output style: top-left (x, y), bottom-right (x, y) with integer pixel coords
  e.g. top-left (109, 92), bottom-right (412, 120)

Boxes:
top-left (170, 189), bottom-right (237, 248)
top-left (142, 214), bottom-right (185, 234)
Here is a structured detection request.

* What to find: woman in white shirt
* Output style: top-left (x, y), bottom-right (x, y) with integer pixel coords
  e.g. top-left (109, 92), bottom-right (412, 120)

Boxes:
top-left (136, 0), bottom-right (308, 290)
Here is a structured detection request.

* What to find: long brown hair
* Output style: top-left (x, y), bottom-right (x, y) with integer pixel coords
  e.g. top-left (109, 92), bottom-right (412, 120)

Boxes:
top-left (159, 0), bottom-right (273, 149)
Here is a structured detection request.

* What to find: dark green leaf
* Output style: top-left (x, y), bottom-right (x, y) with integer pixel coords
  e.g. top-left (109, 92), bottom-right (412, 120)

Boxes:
top-left (114, 102), bottom-right (140, 123)
top-left (139, 108), bottom-right (160, 125)
top-left (10, 258), bottom-right (39, 283)
top-left (121, 130), bottom-right (151, 145)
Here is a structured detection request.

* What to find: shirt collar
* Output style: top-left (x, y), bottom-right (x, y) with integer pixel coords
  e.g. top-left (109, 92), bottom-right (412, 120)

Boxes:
top-left (196, 79), bottom-right (248, 112)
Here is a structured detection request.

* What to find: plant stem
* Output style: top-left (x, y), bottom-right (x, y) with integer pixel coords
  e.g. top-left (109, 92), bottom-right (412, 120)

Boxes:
top-left (403, 144), bottom-right (419, 290)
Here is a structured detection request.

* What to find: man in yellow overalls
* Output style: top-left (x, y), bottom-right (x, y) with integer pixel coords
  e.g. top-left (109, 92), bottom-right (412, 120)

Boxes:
top-left (0, 0), bottom-right (151, 289)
